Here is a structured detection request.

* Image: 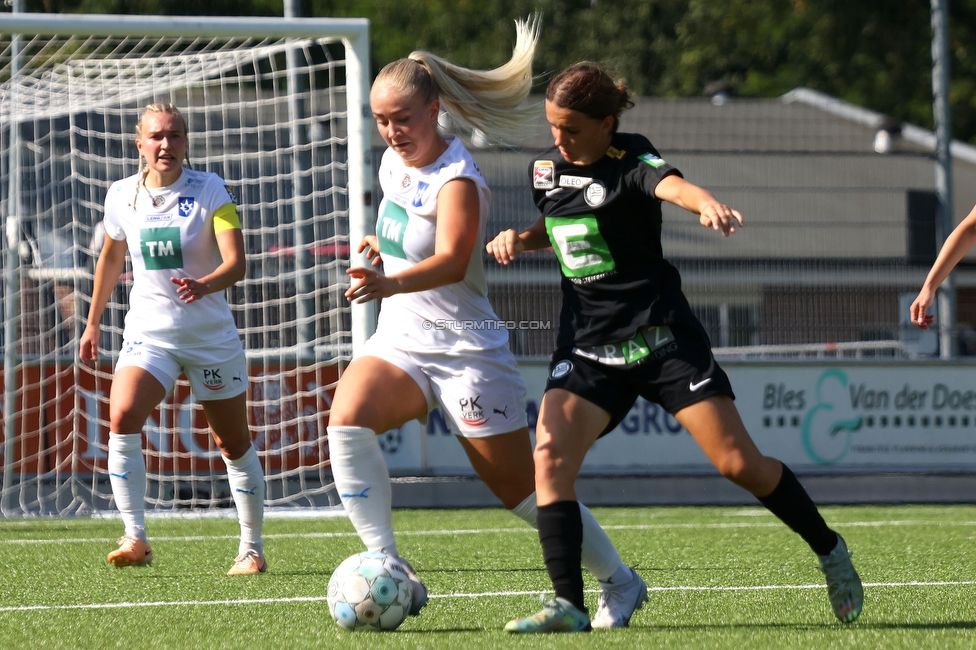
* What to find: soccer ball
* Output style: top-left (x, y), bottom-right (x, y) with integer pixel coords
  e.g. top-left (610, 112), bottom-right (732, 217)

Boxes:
top-left (327, 551), bottom-right (414, 631)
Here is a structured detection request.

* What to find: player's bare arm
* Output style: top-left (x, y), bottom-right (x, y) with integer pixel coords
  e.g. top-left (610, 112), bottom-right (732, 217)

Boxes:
top-left (487, 214), bottom-right (548, 264)
top-left (80, 236), bottom-right (129, 363)
top-left (358, 234), bottom-right (383, 267)
top-left (911, 203), bottom-right (976, 328)
top-left (171, 225), bottom-right (246, 304)
top-left (655, 174), bottom-right (743, 237)
top-left (346, 178), bottom-right (479, 303)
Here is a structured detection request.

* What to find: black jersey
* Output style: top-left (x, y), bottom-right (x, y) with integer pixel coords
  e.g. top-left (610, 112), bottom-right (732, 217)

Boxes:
top-left (531, 132), bottom-right (696, 350)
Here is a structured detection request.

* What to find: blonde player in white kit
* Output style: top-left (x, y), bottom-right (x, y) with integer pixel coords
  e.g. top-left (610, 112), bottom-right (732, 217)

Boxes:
top-left (80, 104), bottom-right (266, 576)
top-left (327, 18), bottom-right (641, 628)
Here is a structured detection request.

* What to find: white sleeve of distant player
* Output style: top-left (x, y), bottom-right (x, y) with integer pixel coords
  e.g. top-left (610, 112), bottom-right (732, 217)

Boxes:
top-left (102, 184), bottom-right (126, 241)
top-left (377, 148), bottom-right (396, 196)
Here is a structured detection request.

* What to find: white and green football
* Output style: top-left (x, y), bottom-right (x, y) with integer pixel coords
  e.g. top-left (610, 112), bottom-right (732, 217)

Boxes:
top-left (327, 551), bottom-right (414, 631)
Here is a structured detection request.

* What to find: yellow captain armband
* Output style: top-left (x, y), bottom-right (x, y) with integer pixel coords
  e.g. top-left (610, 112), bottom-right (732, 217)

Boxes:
top-left (213, 203), bottom-right (242, 233)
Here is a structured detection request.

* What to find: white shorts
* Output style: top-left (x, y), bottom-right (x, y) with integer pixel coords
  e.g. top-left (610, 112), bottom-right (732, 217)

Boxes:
top-left (358, 336), bottom-right (528, 438)
top-left (115, 336), bottom-right (249, 402)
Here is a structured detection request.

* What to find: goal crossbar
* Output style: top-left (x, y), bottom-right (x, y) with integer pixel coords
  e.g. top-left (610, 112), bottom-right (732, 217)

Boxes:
top-left (1, 12), bottom-right (374, 352)
top-left (0, 13), bottom-right (369, 40)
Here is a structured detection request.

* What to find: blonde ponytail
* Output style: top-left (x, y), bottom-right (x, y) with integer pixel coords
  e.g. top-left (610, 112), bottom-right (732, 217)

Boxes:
top-left (376, 16), bottom-right (541, 146)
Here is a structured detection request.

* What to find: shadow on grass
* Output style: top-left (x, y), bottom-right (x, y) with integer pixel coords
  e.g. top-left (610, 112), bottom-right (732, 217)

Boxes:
top-left (341, 621), bottom-right (976, 634)
top-left (390, 628), bottom-right (486, 634)
top-left (0, 523), bottom-right (104, 535)
top-left (413, 567), bottom-right (550, 575)
top-left (630, 620), bottom-right (976, 631)
top-left (856, 621), bottom-right (976, 630)
top-left (388, 565), bottom-right (726, 575)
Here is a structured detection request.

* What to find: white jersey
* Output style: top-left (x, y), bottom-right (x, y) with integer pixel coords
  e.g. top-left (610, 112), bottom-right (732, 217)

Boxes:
top-left (373, 135), bottom-right (508, 352)
top-left (102, 168), bottom-right (240, 348)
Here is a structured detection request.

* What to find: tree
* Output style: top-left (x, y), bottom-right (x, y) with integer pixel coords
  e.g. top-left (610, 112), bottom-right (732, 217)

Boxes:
top-left (661, 1), bottom-right (936, 128)
top-left (7, 0), bottom-right (976, 143)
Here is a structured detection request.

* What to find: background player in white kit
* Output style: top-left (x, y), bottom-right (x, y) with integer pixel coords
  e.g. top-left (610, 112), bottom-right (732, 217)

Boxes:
top-left (327, 18), bottom-right (643, 628)
top-left (80, 103), bottom-right (266, 576)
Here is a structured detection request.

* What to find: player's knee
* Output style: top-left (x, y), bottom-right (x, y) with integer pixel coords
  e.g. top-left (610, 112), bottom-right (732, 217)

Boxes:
top-left (327, 403), bottom-right (370, 428)
top-left (109, 406), bottom-right (146, 434)
top-left (493, 477), bottom-right (534, 510)
top-left (713, 450), bottom-right (750, 485)
top-left (532, 442), bottom-right (566, 483)
top-left (715, 451), bottom-right (774, 494)
top-left (327, 408), bottom-right (353, 427)
top-left (497, 490), bottom-right (530, 510)
top-left (216, 436), bottom-right (251, 460)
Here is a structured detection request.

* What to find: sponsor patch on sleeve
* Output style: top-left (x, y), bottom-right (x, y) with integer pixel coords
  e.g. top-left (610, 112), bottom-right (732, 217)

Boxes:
top-left (533, 160), bottom-right (555, 190)
top-left (638, 152), bottom-right (667, 168)
top-left (558, 174), bottom-right (592, 189)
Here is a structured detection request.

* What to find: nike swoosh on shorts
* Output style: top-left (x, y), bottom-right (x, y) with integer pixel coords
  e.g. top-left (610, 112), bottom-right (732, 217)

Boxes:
top-left (689, 378), bottom-right (713, 391)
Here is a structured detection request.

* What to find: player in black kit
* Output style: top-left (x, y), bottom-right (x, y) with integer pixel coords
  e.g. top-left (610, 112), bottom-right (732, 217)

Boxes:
top-left (490, 62), bottom-right (863, 633)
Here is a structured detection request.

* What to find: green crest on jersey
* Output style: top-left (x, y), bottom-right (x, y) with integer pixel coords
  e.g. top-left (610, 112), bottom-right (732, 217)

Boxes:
top-left (377, 201), bottom-right (408, 260)
top-left (545, 215), bottom-right (616, 279)
top-left (140, 227), bottom-right (183, 270)
top-left (638, 152), bottom-right (667, 168)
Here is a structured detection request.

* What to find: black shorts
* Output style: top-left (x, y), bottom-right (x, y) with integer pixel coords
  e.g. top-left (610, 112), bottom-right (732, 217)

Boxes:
top-left (545, 322), bottom-right (735, 436)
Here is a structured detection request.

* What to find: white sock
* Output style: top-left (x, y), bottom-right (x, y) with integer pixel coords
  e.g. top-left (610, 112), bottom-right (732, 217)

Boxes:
top-left (580, 502), bottom-right (626, 582)
top-left (328, 425), bottom-right (396, 555)
top-left (223, 444), bottom-right (265, 556)
top-left (604, 563), bottom-right (634, 585)
top-left (108, 432), bottom-right (147, 540)
top-left (509, 492), bottom-right (625, 582)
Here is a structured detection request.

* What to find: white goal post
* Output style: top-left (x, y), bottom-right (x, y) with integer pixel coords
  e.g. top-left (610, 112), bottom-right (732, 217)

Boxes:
top-left (0, 13), bottom-right (374, 515)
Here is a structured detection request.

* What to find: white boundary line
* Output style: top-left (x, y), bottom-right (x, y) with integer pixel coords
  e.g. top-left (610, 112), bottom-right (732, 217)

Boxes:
top-left (2, 519), bottom-right (975, 545)
top-left (90, 508), bottom-right (348, 521)
top-left (1, 581), bottom-right (974, 614)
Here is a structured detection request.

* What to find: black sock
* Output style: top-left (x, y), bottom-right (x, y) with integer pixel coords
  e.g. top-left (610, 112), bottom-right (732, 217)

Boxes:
top-left (537, 500), bottom-right (587, 612)
top-left (757, 463), bottom-right (839, 556)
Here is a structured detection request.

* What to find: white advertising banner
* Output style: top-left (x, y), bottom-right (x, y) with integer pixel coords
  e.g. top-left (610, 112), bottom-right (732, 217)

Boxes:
top-left (380, 361), bottom-right (976, 474)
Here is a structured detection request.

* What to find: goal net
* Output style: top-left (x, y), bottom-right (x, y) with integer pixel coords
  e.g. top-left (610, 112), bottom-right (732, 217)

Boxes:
top-left (0, 15), bottom-right (372, 515)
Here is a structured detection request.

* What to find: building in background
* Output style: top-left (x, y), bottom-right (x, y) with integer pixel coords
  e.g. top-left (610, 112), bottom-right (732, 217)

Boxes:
top-left (397, 89), bottom-right (976, 360)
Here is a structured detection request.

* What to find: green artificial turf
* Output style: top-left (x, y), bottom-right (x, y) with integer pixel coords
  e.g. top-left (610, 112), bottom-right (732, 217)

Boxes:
top-left (1, 505), bottom-right (974, 649)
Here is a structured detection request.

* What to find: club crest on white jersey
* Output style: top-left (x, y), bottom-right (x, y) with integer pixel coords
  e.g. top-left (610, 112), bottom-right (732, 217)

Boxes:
top-left (178, 197), bottom-right (196, 216)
